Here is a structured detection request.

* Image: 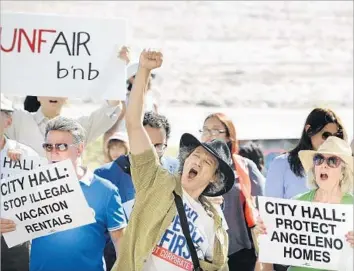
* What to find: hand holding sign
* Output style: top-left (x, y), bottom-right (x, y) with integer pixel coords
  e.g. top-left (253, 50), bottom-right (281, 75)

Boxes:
top-left (254, 215), bottom-right (267, 235)
top-left (0, 218), bottom-right (16, 234)
top-left (1, 159), bottom-right (95, 248)
top-left (139, 49), bottom-right (163, 71)
top-left (7, 149), bottom-right (22, 161)
top-left (345, 231), bottom-right (354, 248)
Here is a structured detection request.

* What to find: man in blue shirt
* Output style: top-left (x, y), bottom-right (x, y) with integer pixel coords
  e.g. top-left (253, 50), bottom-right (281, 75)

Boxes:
top-left (29, 116), bottom-right (127, 271)
top-left (95, 111), bottom-right (178, 270)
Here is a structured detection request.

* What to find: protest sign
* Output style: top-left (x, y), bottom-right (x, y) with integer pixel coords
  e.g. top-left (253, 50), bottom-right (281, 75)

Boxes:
top-left (0, 159), bottom-right (96, 248)
top-left (0, 154), bottom-right (47, 179)
top-left (258, 196), bottom-right (353, 270)
top-left (0, 12), bottom-right (127, 100)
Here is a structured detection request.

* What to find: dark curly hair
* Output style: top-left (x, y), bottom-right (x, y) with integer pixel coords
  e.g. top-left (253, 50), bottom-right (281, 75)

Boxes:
top-left (143, 111), bottom-right (171, 140)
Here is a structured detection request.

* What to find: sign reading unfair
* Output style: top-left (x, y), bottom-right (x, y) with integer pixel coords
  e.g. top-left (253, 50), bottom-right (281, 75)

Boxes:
top-left (258, 196), bottom-right (353, 270)
top-left (0, 12), bottom-right (127, 100)
top-left (1, 159), bottom-right (96, 248)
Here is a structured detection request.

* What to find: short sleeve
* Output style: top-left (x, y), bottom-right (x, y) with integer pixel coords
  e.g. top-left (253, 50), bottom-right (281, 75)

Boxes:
top-left (129, 147), bottom-right (160, 191)
top-left (106, 188), bottom-right (127, 231)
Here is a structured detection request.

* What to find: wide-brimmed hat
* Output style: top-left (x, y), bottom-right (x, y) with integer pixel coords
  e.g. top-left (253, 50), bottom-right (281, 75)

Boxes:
top-left (299, 136), bottom-right (353, 174)
top-left (179, 133), bottom-right (235, 197)
top-left (0, 94), bottom-right (14, 112)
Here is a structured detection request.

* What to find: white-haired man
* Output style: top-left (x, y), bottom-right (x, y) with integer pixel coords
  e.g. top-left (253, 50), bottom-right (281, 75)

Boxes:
top-left (3, 116), bottom-right (127, 271)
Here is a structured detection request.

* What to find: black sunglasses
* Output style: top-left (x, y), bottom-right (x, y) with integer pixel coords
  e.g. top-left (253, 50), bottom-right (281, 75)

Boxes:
top-left (313, 154), bottom-right (342, 168)
top-left (42, 143), bottom-right (75, 152)
top-left (321, 130), bottom-right (343, 140)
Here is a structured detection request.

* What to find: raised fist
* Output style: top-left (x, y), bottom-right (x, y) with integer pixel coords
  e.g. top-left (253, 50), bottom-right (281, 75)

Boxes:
top-left (139, 49), bottom-right (163, 71)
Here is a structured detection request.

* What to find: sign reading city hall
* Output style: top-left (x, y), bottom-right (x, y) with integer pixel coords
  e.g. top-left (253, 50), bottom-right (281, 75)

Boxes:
top-left (258, 196), bottom-right (353, 271)
top-left (1, 160), bottom-right (95, 248)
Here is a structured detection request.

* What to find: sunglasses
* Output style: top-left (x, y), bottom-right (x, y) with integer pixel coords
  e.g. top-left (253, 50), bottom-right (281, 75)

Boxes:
top-left (321, 131), bottom-right (343, 140)
top-left (42, 143), bottom-right (75, 152)
top-left (313, 154), bottom-right (342, 168)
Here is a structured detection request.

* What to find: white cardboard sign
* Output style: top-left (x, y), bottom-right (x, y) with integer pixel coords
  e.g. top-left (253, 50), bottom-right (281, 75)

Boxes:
top-left (1, 159), bottom-right (96, 248)
top-left (0, 12), bottom-right (127, 100)
top-left (258, 196), bottom-right (353, 271)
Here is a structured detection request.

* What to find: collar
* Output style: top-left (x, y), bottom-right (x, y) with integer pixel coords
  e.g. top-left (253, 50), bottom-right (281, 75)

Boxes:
top-left (33, 107), bottom-right (47, 125)
top-left (79, 167), bottom-right (94, 186)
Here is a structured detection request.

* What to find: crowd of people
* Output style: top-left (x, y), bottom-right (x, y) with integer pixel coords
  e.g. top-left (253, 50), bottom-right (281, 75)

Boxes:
top-left (0, 48), bottom-right (353, 271)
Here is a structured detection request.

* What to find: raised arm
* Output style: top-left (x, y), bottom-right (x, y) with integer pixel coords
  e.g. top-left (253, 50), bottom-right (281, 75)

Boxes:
top-left (125, 50), bottom-right (163, 155)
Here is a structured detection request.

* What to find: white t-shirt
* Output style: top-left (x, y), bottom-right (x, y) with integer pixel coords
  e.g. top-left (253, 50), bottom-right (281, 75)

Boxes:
top-left (143, 190), bottom-right (216, 271)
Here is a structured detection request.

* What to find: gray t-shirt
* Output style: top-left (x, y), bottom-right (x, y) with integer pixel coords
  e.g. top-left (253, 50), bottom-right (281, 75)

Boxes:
top-left (223, 156), bottom-right (265, 255)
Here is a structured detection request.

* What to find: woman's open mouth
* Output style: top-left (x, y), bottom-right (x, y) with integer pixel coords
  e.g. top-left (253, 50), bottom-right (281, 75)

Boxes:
top-left (320, 173), bottom-right (328, 181)
top-left (188, 168), bottom-right (198, 179)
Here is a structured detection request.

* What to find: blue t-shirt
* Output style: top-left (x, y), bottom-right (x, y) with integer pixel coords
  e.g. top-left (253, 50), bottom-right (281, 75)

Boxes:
top-left (30, 172), bottom-right (127, 271)
top-left (95, 160), bottom-right (136, 219)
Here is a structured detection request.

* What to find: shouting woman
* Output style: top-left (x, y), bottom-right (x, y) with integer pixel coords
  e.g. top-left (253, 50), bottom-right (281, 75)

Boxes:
top-left (112, 50), bottom-right (234, 271)
top-left (258, 136), bottom-right (353, 271)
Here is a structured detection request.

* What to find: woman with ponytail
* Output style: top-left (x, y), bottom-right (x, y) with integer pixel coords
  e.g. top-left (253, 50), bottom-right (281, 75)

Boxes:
top-left (200, 112), bottom-right (265, 271)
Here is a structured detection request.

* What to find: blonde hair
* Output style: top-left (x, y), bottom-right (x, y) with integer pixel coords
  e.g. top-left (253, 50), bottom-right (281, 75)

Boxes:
top-left (307, 164), bottom-right (353, 194)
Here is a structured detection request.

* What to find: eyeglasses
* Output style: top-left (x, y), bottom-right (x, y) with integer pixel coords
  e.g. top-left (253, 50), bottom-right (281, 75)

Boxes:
top-left (154, 143), bottom-right (167, 153)
top-left (313, 154), bottom-right (342, 168)
top-left (199, 128), bottom-right (226, 137)
top-left (322, 130), bottom-right (343, 140)
top-left (42, 143), bottom-right (76, 152)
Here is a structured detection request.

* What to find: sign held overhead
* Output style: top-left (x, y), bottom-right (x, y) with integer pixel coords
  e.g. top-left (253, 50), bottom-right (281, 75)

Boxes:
top-left (0, 12), bottom-right (127, 100)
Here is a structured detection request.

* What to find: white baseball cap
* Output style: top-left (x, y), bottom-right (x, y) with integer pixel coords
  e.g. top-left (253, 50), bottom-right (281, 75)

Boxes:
top-left (0, 94), bottom-right (14, 112)
top-left (108, 132), bottom-right (129, 143)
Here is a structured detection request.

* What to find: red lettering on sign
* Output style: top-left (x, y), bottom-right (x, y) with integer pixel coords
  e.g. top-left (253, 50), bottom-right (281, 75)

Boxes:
top-left (0, 27), bottom-right (56, 53)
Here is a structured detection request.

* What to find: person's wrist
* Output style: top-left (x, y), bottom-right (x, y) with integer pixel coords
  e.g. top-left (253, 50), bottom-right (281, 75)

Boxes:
top-left (137, 66), bottom-right (152, 74)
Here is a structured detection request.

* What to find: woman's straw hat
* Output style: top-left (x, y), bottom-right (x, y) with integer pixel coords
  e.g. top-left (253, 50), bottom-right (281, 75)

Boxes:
top-left (299, 136), bottom-right (353, 174)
